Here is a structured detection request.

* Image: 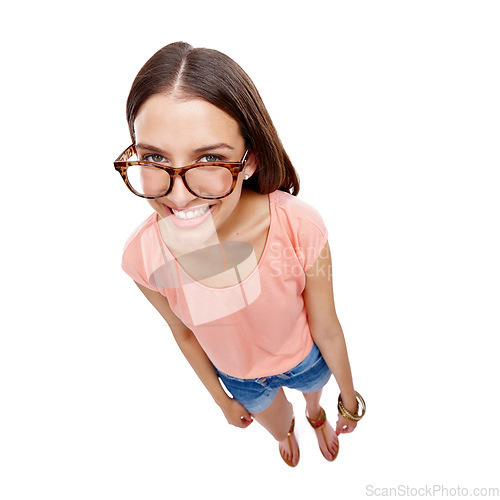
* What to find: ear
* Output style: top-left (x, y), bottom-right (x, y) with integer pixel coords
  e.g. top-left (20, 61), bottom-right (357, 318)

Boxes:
top-left (243, 151), bottom-right (257, 179)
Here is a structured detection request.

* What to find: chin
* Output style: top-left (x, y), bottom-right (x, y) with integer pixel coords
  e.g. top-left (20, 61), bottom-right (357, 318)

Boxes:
top-left (158, 210), bottom-right (221, 253)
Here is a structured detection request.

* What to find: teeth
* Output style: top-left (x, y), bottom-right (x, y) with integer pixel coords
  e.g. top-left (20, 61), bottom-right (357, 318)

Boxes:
top-left (171, 205), bottom-right (210, 219)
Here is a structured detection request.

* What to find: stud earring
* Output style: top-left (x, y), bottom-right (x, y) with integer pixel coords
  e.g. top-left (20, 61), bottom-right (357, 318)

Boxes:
top-left (244, 174), bottom-right (250, 180)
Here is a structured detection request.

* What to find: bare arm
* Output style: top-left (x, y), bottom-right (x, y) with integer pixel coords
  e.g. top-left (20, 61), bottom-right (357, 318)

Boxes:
top-left (304, 242), bottom-right (358, 434)
top-left (132, 281), bottom-right (253, 427)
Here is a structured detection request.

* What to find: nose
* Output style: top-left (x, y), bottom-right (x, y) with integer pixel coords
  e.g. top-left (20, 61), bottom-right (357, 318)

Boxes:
top-left (166, 174), bottom-right (198, 208)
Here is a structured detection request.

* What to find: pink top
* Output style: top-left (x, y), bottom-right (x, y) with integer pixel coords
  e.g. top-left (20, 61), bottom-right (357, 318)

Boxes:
top-left (121, 190), bottom-right (328, 378)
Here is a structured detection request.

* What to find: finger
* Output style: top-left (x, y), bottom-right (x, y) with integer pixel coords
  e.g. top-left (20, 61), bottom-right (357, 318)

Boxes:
top-left (240, 407), bottom-right (253, 420)
top-left (337, 423), bottom-right (350, 435)
top-left (341, 423), bottom-right (356, 434)
top-left (335, 420), bottom-right (344, 436)
top-left (240, 408), bottom-right (253, 423)
top-left (239, 417), bottom-right (253, 428)
top-left (240, 412), bottom-right (253, 424)
top-left (346, 421), bottom-right (358, 433)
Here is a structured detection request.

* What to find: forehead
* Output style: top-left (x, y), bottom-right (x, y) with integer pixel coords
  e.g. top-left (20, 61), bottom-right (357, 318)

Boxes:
top-left (134, 94), bottom-right (243, 151)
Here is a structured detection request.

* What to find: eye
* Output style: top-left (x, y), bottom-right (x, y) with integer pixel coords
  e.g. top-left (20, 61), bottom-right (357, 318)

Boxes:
top-left (199, 154), bottom-right (223, 163)
top-left (143, 153), bottom-right (166, 163)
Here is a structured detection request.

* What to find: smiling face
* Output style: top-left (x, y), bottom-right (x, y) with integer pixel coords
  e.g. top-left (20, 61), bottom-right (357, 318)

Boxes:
top-left (133, 94), bottom-right (256, 250)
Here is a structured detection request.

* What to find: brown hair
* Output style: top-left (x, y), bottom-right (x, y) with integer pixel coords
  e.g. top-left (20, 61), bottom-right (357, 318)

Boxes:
top-left (126, 42), bottom-right (300, 196)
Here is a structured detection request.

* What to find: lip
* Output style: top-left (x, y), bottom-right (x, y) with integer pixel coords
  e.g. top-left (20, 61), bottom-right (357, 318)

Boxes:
top-left (163, 203), bottom-right (216, 228)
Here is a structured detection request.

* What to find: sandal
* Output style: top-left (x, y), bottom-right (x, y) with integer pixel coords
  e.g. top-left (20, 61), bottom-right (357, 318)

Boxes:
top-left (306, 407), bottom-right (339, 462)
top-left (280, 417), bottom-right (300, 467)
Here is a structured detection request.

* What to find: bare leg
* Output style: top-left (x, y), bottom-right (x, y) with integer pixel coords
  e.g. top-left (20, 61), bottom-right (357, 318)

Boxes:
top-left (303, 389), bottom-right (339, 461)
top-left (253, 388), bottom-right (299, 466)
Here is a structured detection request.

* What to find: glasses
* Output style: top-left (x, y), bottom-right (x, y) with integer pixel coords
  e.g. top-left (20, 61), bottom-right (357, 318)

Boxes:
top-left (114, 145), bottom-right (251, 200)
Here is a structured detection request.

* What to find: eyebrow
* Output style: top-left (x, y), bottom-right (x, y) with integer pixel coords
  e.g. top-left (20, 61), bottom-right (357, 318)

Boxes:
top-left (193, 143), bottom-right (234, 154)
top-left (135, 142), bottom-right (235, 155)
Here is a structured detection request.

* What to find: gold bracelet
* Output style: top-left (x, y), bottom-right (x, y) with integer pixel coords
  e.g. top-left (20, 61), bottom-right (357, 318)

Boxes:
top-left (338, 391), bottom-right (366, 421)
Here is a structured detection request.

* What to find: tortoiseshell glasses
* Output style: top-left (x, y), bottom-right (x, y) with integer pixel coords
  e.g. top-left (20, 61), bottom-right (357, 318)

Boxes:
top-left (114, 145), bottom-right (251, 200)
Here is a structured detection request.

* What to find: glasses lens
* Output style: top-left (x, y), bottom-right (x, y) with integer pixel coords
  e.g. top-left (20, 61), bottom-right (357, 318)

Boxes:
top-left (126, 165), bottom-right (170, 197)
top-left (186, 166), bottom-right (233, 197)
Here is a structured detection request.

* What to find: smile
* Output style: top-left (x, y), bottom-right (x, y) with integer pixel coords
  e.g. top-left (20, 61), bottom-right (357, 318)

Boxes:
top-left (164, 204), bottom-right (216, 228)
top-left (171, 205), bottom-right (210, 219)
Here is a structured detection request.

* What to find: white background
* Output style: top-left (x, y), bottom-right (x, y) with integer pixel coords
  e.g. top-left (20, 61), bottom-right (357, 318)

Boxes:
top-left (1, 1), bottom-right (499, 498)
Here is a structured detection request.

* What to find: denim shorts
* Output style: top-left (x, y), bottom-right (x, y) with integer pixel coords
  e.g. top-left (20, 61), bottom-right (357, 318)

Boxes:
top-left (215, 343), bottom-right (332, 414)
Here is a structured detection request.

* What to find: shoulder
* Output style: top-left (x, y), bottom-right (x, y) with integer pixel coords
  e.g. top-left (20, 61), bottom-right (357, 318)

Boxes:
top-left (122, 212), bottom-right (158, 254)
top-left (270, 190), bottom-right (326, 232)
top-left (269, 190), bottom-right (328, 272)
top-left (121, 211), bottom-right (161, 291)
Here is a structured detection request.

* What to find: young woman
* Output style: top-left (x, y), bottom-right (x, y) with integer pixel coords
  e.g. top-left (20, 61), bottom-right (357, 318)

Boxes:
top-left (114, 41), bottom-right (365, 467)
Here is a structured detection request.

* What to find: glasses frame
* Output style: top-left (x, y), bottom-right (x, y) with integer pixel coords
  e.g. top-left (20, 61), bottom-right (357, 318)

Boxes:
top-left (114, 145), bottom-right (251, 200)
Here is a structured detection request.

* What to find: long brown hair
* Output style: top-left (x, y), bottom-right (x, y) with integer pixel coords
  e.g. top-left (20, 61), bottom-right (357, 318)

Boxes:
top-left (126, 42), bottom-right (300, 196)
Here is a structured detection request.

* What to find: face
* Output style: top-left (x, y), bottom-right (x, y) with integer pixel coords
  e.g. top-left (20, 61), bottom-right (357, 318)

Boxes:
top-left (133, 94), bottom-right (256, 250)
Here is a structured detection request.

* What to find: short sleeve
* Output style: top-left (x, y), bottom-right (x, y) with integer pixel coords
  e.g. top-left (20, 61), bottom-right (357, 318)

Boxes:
top-left (272, 191), bottom-right (329, 273)
top-left (121, 216), bottom-right (160, 292)
top-left (296, 206), bottom-right (329, 273)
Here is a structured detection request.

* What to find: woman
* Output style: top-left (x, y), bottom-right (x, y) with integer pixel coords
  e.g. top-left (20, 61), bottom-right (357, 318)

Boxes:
top-left (115, 41), bottom-right (365, 467)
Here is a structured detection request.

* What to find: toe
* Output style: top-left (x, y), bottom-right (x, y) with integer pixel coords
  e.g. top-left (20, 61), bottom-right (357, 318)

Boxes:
top-left (330, 440), bottom-right (338, 453)
top-left (318, 440), bottom-right (332, 461)
top-left (280, 442), bottom-right (292, 463)
top-left (328, 440), bottom-right (339, 459)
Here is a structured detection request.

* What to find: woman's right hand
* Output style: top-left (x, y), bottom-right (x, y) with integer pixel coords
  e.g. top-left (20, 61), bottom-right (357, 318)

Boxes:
top-left (221, 398), bottom-right (254, 428)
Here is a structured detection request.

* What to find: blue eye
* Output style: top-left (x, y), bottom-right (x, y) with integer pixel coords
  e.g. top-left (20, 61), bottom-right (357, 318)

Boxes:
top-left (145, 154), bottom-right (166, 163)
top-left (199, 154), bottom-right (223, 163)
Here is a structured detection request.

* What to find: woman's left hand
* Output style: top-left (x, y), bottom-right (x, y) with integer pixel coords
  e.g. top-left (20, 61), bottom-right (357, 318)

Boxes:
top-left (335, 414), bottom-right (357, 435)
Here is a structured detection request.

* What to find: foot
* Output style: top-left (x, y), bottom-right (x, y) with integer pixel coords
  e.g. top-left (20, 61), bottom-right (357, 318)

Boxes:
top-left (306, 407), bottom-right (339, 461)
top-left (279, 427), bottom-right (300, 467)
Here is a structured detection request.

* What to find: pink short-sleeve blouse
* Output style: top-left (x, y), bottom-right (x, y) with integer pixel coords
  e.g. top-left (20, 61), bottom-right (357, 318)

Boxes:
top-left (121, 190), bottom-right (328, 378)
